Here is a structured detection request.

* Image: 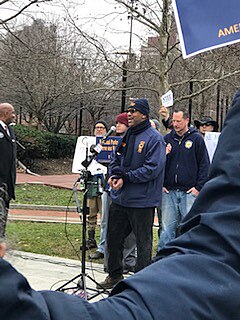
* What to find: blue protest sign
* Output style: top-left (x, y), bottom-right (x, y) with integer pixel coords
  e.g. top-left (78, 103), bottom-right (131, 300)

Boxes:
top-left (173, 0), bottom-right (240, 58)
top-left (95, 136), bottom-right (121, 164)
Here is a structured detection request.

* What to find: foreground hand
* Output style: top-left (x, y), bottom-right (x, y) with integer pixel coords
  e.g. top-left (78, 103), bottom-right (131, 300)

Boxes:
top-left (187, 187), bottom-right (199, 196)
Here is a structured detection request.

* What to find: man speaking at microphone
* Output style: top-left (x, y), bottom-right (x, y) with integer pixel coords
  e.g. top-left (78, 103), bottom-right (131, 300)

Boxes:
top-left (98, 98), bottom-right (166, 289)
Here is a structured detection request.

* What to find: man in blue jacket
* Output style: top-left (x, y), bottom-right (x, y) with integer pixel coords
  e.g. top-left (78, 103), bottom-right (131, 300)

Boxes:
top-left (158, 108), bottom-right (210, 251)
top-left (1, 91), bottom-right (240, 319)
top-left (97, 98), bottom-right (166, 289)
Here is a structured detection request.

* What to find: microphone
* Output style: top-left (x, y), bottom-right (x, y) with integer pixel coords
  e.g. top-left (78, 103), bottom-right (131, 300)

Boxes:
top-left (101, 126), bottom-right (116, 143)
top-left (81, 125), bottom-right (116, 168)
top-left (92, 125), bottom-right (116, 154)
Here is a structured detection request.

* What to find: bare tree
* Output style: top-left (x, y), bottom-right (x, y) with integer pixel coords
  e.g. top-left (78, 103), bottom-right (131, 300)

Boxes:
top-left (0, 0), bottom-right (52, 25)
top-left (112, 0), bottom-right (240, 123)
top-left (0, 19), bottom-right (82, 132)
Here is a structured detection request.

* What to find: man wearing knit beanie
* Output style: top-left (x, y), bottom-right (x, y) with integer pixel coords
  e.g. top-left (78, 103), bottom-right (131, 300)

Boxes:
top-left (98, 98), bottom-right (166, 289)
top-left (129, 98), bottom-right (150, 117)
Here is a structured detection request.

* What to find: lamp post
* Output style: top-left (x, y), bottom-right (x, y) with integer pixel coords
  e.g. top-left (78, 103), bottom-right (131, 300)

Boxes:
top-left (120, 0), bottom-right (137, 112)
top-left (74, 58), bottom-right (89, 136)
top-left (188, 81), bottom-right (193, 125)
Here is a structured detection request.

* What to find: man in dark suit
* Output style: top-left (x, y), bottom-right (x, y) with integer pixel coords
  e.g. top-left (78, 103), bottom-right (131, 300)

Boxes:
top-left (0, 103), bottom-right (16, 208)
top-left (0, 103), bottom-right (16, 257)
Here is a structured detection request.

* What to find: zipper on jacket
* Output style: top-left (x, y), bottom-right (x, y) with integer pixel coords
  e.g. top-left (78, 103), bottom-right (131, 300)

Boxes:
top-left (175, 164), bottom-right (179, 184)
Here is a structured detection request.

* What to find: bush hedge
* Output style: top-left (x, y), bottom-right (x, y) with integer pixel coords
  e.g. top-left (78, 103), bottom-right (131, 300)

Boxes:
top-left (14, 125), bottom-right (77, 161)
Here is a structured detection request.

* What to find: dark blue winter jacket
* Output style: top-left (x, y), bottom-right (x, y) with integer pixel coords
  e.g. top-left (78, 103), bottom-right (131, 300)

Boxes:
top-left (109, 125), bottom-right (166, 208)
top-left (1, 91), bottom-right (240, 319)
top-left (164, 127), bottom-right (210, 191)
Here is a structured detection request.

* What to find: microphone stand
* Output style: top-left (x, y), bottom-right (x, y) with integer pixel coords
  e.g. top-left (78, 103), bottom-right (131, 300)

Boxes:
top-left (56, 145), bottom-right (110, 300)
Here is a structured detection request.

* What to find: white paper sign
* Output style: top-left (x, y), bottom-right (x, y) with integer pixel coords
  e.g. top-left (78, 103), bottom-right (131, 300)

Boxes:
top-left (161, 90), bottom-right (174, 107)
top-left (204, 132), bottom-right (221, 163)
top-left (72, 136), bottom-right (107, 175)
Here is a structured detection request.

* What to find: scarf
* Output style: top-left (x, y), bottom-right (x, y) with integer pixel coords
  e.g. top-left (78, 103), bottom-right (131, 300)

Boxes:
top-left (116, 119), bottom-right (151, 167)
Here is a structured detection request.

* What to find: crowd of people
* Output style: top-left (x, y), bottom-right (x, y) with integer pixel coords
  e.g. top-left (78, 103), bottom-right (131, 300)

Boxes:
top-left (0, 98), bottom-right (219, 276)
top-left (0, 98), bottom-right (219, 270)
top-left (86, 99), bottom-right (218, 290)
top-left (1, 90), bottom-right (240, 319)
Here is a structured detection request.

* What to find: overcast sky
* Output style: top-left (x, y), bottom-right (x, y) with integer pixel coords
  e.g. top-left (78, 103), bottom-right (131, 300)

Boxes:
top-left (1, 0), bottom-right (149, 53)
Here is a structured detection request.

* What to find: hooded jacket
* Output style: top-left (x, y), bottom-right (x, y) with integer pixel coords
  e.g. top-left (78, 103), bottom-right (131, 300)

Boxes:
top-left (1, 91), bottom-right (240, 319)
top-left (164, 127), bottom-right (210, 191)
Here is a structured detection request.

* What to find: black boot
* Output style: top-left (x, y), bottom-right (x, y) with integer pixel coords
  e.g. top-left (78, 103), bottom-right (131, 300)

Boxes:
top-left (80, 230), bottom-right (97, 250)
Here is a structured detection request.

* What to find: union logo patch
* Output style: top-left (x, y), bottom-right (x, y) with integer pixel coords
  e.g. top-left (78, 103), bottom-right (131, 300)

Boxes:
top-left (129, 101), bottom-right (135, 107)
top-left (185, 140), bottom-right (193, 149)
top-left (138, 141), bottom-right (145, 153)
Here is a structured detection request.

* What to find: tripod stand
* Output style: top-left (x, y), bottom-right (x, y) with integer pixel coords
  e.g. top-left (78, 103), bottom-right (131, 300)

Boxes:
top-left (56, 150), bottom-right (109, 300)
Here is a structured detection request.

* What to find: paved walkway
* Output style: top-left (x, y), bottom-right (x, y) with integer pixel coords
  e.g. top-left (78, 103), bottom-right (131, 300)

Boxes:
top-left (6, 250), bottom-right (110, 301)
top-left (16, 172), bottom-right (80, 190)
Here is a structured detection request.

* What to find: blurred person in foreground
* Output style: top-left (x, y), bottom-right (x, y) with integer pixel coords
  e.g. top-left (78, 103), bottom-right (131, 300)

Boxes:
top-left (0, 91), bottom-right (240, 319)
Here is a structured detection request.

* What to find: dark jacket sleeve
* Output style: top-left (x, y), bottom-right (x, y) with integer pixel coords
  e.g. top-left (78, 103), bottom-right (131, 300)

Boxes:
top-left (195, 136), bottom-right (210, 191)
top-left (162, 118), bottom-right (170, 130)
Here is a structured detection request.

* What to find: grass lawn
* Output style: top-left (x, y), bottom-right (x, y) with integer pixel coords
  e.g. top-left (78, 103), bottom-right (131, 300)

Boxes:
top-left (7, 221), bottom-right (101, 261)
top-left (7, 221), bottom-right (159, 262)
top-left (12, 184), bottom-right (80, 206)
top-left (8, 184), bottom-right (159, 262)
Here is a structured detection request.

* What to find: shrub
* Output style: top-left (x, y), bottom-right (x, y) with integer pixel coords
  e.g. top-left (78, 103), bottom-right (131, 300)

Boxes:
top-left (14, 125), bottom-right (77, 161)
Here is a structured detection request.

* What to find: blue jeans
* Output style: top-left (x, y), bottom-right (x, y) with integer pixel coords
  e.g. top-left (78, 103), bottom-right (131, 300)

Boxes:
top-left (98, 191), bottom-right (111, 254)
top-left (157, 190), bottom-right (196, 252)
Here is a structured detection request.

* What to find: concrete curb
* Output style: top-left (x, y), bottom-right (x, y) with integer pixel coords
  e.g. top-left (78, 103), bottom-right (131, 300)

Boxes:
top-left (10, 203), bottom-right (77, 212)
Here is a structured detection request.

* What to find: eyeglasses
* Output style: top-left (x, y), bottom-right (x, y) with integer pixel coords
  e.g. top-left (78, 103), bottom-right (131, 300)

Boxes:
top-left (201, 122), bottom-right (212, 127)
top-left (95, 126), bottom-right (105, 129)
top-left (127, 108), bottom-right (138, 114)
